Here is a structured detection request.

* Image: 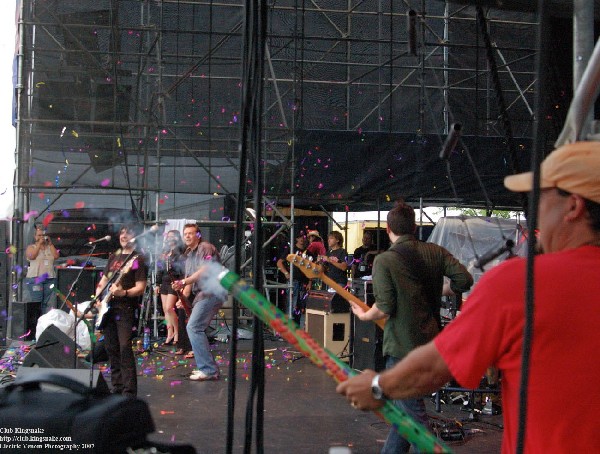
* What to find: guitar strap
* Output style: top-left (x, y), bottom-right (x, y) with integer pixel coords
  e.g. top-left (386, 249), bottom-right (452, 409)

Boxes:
top-left (389, 243), bottom-right (441, 330)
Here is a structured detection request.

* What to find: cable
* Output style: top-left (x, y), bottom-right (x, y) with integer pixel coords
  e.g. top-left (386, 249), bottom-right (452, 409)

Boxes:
top-left (516, 1), bottom-right (548, 452)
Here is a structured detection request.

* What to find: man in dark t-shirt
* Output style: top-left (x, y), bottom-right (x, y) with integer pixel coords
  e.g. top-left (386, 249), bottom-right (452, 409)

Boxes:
top-left (351, 231), bottom-right (379, 279)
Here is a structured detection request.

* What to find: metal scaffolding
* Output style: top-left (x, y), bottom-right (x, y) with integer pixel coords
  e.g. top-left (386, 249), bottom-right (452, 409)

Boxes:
top-left (12, 0), bottom-right (565, 300)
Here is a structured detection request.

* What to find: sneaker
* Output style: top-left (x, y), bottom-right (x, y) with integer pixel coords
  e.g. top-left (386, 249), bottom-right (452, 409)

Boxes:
top-left (189, 370), bottom-right (219, 381)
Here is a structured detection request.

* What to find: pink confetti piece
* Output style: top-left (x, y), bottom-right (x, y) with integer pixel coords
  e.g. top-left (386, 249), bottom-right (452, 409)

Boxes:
top-left (42, 213), bottom-right (54, 227)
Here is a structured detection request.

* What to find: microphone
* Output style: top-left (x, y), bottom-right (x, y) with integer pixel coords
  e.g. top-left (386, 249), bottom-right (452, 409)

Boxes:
top-left (129, 224), bottom-right (160, 243)
top-left (87, 235), bottom-right (111, 245)
top-left (407, 10), bottom-right (417, 56)
top-left (474, 239), bottom-right (515, 271)
top-left (439, 123), bottom-right (462, 160)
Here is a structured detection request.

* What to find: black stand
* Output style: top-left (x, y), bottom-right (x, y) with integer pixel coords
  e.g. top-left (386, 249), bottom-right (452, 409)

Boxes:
top-left (56, 243), bottom-right (98, 371)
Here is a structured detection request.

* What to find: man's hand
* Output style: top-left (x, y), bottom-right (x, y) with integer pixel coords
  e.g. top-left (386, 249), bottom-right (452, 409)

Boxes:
top-left (172, 279), bottom-right (185, 291)
top-left (349, 301), bottom-right (366, 320)
top-left (109, 283), bottom-right (125, 296)
top-left (336, 370), bottom-right (383, 411)
top-left (175, 299), bottom-right (183, 309)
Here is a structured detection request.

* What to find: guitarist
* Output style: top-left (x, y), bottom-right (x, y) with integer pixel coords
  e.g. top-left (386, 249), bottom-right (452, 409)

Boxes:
top-left (345, 200), bottom-right (472, 453)
top-left (94, 224), bottom-right (148, 397)
top-left (276, 232), bottom-right (309, 326)
top-left (172, 223), bottom-right (223, 381)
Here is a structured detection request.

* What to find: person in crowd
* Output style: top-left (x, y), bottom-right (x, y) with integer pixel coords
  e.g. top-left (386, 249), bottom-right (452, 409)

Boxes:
top-left (306, 230), bottom-right (327, 259)
top-left (337, 142), bottom-right (600, 453)
top-left (155, 229), bottom-right (186, 347)
top-left (172, 223), bottom-right (223, 381)
top-left (351, 230), bottom-right (379, 279)
top-left (173, 226), bottom-right (196, 358)
top-left (25, 225), bottom-right (60, 314)
top-left (94, 224), bottom-right (148, 397)
top-left (277, 232), bottom-right (310, 325)
top-left (340, 200), bottom-right (473, 453)
top-left (320, 231), bottom-right (349, 287)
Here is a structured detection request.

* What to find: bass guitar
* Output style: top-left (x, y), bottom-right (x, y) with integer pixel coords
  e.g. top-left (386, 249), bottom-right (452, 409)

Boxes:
top-left (95, 255), bottom-right (139, 330)
top-left (287, 253), bottom-right (385, 330)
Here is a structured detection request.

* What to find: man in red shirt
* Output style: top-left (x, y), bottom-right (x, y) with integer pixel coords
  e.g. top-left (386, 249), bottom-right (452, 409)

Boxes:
top-left (337, 141), bottom-right (600, 453)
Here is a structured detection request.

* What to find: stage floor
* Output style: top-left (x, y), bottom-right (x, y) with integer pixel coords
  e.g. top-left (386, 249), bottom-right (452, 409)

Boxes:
top-left (1, 335), bottom-right (503, 453)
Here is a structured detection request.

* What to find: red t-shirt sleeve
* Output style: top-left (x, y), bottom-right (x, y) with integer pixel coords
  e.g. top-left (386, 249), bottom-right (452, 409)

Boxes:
top-left (434, 260), bottom-right (524, 389)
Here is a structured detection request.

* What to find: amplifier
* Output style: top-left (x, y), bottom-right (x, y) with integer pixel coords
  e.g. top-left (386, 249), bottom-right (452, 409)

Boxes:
top-left (352, 280), bottom-right (373, 304)
top-left (305, 290), bottom-right (349, 313)
top-left (8, 301), bottom-right (41, 340)
top-left (305, 309), bottom-right (350, 358)
top-left (56, 267), bottom-right (100, 311)
top-left (352, 317), bottom-right (385, 371)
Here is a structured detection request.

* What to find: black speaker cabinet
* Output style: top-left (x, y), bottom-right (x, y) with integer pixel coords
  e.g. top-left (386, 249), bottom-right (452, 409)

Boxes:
top-left (56, 267), bottom-right (100, 310)
top-left (16, 367), bottom-right (110, 394)
top-left (22, 324), bottom-right (87, 369)
top-left (305, 309), bottom-right (350, 358)
top-left (9, 301), bottom-right (41, 340)
top-left (352, 318), bottom-right (385, 371)
top-left (305, 290), bottom-right (349, 313)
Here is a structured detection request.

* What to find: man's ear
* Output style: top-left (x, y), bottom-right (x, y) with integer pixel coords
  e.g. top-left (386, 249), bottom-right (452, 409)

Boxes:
top-left (565, 194), bottom-right (587, 222)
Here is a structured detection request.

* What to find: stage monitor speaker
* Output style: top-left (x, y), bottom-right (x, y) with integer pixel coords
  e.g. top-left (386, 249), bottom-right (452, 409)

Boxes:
top-left (305, 309), bottom-right (350, 358)
top-left (16, 367), bottom-right (110, 395)
top-left (305, 290), bottom-right (349, 313)
top-left (9, 301), bottom-right (41, 340)
top-left (56, 267), bottom-right (100, 310)
top-left (352, 318), bottom-right (385, 372)
top-left (22, 324), bottom-right (87, 369)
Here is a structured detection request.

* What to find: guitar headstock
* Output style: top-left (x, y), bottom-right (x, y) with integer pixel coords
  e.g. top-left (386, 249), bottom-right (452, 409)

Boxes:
top-left (286, 253), bottom-right (324, 279)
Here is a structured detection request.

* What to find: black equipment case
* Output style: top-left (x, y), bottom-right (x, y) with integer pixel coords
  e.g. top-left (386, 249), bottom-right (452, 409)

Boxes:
top-left (0, 372), bottom-right (156, 453)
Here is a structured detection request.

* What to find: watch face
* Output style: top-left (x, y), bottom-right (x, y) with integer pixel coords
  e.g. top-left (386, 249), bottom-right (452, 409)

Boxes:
top-left (372, 385), bottom-right (384, 400)
top-left (371, 375), bottom-right (384, 400)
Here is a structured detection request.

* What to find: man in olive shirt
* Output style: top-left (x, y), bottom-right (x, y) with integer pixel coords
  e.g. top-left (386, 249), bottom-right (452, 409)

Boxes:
top-left (350, 200), bottom-right (473, 453)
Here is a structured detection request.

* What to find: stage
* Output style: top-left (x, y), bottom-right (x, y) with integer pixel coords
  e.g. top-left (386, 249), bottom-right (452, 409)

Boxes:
top-left (0, 335), bottom-right (503, 453)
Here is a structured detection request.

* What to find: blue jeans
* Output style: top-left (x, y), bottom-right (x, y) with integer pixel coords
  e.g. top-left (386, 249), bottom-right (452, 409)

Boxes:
top-left (186, 294), bottom-right (223, 376)
top-left (288, 280), bottom-right (307, 327)
top-left (24, 276), bottom-right (56, 314)
top-left (381, 356), bottom-right (430, 454)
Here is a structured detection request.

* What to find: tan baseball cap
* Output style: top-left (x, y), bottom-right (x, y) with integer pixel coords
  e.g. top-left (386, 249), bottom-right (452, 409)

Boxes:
top-left (504, 141), bottom-right (600, 203)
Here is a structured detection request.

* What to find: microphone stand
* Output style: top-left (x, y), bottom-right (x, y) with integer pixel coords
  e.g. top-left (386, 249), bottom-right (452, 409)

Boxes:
top-left (59, 243), bottom-right (98, 312)
top-left (61, 242), bottom-right (99, 370)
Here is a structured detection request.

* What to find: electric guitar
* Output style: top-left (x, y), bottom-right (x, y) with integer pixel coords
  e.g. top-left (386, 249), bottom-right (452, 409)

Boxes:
top-left (287, 254), bottom-right (385, 330)
top-left (95, 255), bottom-right (139, 330)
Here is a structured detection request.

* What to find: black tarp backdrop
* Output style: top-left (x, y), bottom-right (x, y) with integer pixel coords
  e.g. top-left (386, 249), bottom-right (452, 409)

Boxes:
top-left (281, 130), bottom-right (532, 211)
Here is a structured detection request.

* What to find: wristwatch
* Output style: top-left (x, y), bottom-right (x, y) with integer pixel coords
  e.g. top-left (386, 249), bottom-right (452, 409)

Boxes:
top-left (371, 374), bottom-right (387, 400)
